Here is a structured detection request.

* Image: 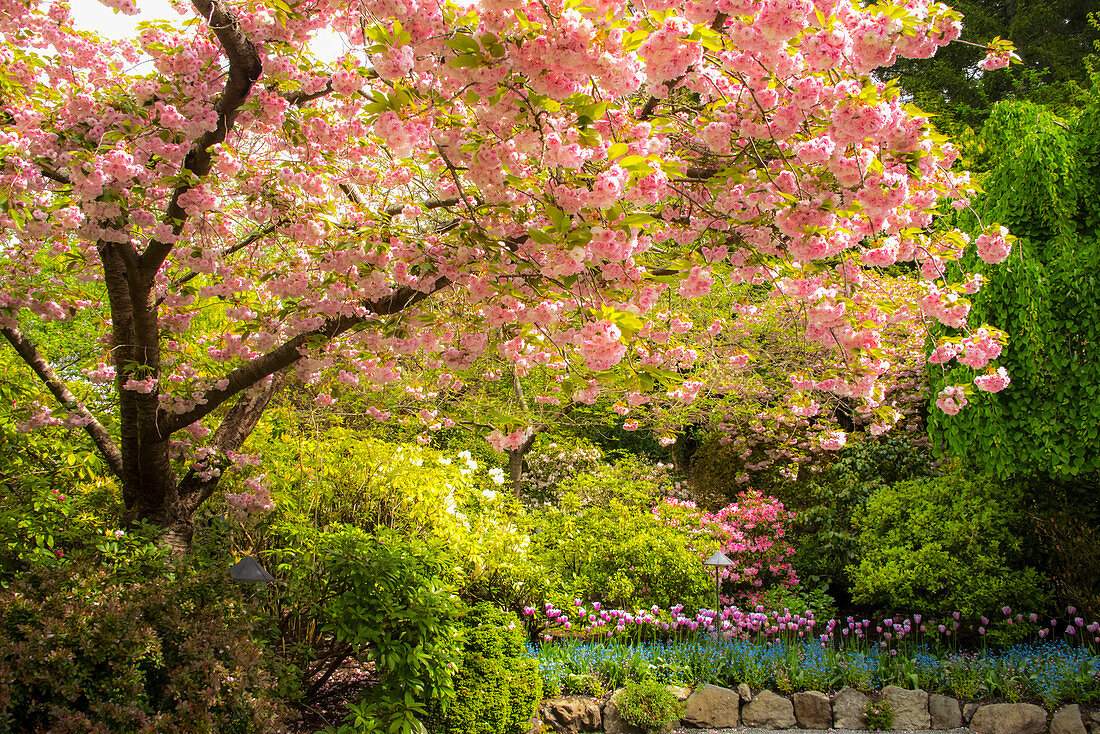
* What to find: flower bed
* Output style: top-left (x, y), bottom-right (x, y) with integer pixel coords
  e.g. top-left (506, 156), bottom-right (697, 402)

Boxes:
top-left (525, 602), bottom-right (1100, 709)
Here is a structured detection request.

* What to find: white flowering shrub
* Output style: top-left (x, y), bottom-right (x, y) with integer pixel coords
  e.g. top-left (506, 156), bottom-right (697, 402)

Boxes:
top-left (522, 438), bottom-right (604, 504)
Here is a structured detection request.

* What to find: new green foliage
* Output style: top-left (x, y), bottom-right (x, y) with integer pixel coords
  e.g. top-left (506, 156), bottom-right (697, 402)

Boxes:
top-left (793, 437), bottom-right (939, 604)
top-left (264, 521), bottom-right (461, 734)
top-left (528, 470), bottom-right (712, 611)
top-left (617, 680), bottom-right (685, 733)
top-left (431, 603), bottom-right (541, 734)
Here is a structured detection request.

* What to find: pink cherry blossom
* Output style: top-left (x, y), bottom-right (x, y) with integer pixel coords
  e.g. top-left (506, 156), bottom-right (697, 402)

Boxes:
top-left (974, 366), bottom-right (1011, 393)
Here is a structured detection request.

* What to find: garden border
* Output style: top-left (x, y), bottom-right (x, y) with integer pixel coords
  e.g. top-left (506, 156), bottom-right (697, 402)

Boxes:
top-left (534, 684), bottom-right (1100, 734)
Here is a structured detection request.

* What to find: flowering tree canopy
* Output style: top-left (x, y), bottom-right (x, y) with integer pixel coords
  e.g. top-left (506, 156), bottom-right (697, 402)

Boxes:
top-left (0, 0), bottom-right (1014, 544)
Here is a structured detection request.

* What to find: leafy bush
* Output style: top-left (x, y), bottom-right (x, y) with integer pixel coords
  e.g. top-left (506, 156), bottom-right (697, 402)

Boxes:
top-left (247, 425), bottom-right (540, 614)
top-left (653, 489), bottom-right (798, 608)
top-left (265, 522), bottom-right (461, 734)
top-left (0, 384), bottom-right (139, 582)
top-left (617, 680), bottom-right (684, 732)
top-left (431, 603), bottom-right (541, 734)
top-left (521, 436), bottom-right (603, 504)
top-left (793, 437), bottom-right (938, 604)
top-left (0, 563), bottom-right (283, 733)
top-left (1035, 511), bottom-right (1100, 618)
top-left (561, 673), bottom-right (606, 697)
top-left (849, 471), bottom-right (1046, 627)
top-left (529, 478), bottom-right (712, 610)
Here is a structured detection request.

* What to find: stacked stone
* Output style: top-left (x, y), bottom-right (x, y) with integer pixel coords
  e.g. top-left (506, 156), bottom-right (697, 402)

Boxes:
top-left (533, 684), bottom-right (1098, 733)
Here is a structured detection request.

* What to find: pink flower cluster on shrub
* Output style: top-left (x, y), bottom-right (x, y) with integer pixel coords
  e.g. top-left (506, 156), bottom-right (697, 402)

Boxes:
top-left (654, 488), bottom-right (798, 606)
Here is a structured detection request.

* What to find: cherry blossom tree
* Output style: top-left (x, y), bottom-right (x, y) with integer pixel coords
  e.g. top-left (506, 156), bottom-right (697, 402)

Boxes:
top-left (0, 0), bottom-right (1013, 548)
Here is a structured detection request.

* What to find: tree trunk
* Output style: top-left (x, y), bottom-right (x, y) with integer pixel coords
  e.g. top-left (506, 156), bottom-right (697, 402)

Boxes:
top-left (125, 371), bottom-right (289, 552)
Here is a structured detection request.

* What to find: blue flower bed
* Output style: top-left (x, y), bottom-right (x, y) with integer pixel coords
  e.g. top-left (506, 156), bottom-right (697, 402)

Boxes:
top-left (530, 637), bottom-right (1100, 709)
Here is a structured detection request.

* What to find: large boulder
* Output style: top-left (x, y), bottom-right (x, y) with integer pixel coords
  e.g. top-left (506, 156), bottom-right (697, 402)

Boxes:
top-left (668, 685), bottom-right (692, 703)
top-left (929, 693), bottom-right (962, 729)
top-left (793, 691), bottom-right (832, 729)
top-left (833, 686), bottom-right (870, 729)
top-left (882, 685), bottom-right (930, 729)
top-left (970, 703), bottom-right (1048, 734)
top-left (539, 697), bottom-right (602, 734)
top-left (681, 685), bottom-right (740, 729)
top-left (1051, 704), bottom-right (1088, 734)
top-left (741, 690), bottom-right (796, 729)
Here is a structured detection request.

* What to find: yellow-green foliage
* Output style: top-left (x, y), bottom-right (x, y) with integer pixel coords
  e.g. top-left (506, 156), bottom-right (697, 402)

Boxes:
top-left (529, 474), bottom-right (713, 610)
top-left (432, 603), bottom-right (542, 734)
top-left (247, 418), bottom-right (536, 600)
top-left (618, 680), bottom-right (684, 733)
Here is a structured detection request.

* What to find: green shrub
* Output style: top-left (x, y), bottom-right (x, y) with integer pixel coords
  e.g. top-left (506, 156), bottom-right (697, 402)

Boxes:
top-left (863, 699), bottom-right (894, 731)
top-left (266, 522), bottom-right (461, 734)
top-left (617, 680), bottom-right (684, 733)
top-left (431, 603), bottom-right (542, 734)
top-left (848, 471), bottom-right (1046, 627)
top-left (528, 475), bottom-right (711, 611)
top-left (562, 673), bottom-right (606, 697)
top-left (0, 563), bottom-right (283, 733)
top-left (793, 437), bottom-right (938, 602)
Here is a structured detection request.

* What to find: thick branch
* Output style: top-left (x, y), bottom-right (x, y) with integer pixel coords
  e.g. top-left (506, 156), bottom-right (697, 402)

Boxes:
top-left (383, 197), bottom-right (462, 216)
top-left (158, 281), bottom-right (448, 435)
top-left (210, 369), bottom-right (291, 455)
top-left (173, 369), bottom-right (291, 516)
top-left (36, 162), bottom-right (71, 185)
top-left (507, 402), bottom-right (575, 495)
top-left (1, 325), bottom-right (123, 479)
top-left (140, 0), bottom-right (263, 278)
top-left (283, 81), bottom-right (333, 107)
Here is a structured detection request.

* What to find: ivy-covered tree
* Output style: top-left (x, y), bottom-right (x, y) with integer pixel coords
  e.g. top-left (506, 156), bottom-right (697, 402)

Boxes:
top-left (880, 0), bottom-right (1098, 134)
top-left (928, 95), bottom-right (1100, 482)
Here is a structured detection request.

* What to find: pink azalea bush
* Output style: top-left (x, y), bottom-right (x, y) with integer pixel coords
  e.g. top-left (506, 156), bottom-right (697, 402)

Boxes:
top-left (654, 489), bottom-right (798, 607)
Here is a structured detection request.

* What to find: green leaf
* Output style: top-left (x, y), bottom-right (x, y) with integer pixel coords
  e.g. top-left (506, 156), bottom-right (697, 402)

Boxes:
top-left (448, 53), bottom-right (484, 68)
top-left (576, 101), bottom-right (608, 124)
top-left (445, 35), bottom-right (481, 54)
top-left (526, 228), bottom-right (553, 244)
top-left (606, 142), bottom-right (629, 160)
top-left (619, 212), bottom-right (656, 228)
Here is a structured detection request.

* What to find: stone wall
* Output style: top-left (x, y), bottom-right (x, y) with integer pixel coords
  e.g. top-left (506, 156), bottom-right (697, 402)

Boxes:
top-left (534, 686), bottom-right (1100, 734)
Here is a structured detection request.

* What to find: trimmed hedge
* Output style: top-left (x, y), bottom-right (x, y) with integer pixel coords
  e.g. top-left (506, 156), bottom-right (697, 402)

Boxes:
top-left (433, 603), bottom-right (542, 734)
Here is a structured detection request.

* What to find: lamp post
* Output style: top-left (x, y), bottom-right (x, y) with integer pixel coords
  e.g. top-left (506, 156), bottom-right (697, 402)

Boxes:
top-left (230, 555), bottom-right (275, 584)
top-left (703, 550), bottom-right (734, 614)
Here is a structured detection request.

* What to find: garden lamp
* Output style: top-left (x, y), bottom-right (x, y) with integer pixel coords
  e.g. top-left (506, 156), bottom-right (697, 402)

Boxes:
top-left (230, 555), bottom-right (275, 584)
top-left (703, 550), bottom-right (734, 613)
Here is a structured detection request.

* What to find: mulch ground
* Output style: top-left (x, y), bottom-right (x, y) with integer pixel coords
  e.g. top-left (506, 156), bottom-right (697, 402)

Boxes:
top-left (283, 658), bottom-right (376, 732)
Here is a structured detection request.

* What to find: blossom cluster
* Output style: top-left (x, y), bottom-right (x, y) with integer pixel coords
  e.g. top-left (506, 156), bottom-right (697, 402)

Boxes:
top-left (654, 489), bottom-right (798, 605)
